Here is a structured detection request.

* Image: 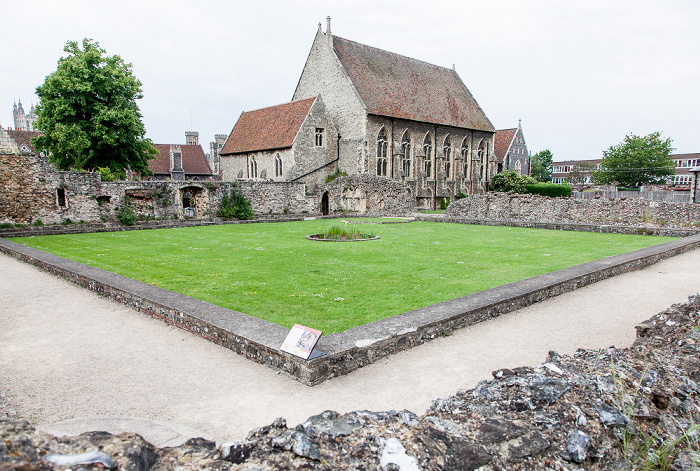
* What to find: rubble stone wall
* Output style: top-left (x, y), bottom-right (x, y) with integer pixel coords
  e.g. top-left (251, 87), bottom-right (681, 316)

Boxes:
top-left (321, 174), bottom-right (416, 216)
top-left (446, 192), bottom-right (700, 228)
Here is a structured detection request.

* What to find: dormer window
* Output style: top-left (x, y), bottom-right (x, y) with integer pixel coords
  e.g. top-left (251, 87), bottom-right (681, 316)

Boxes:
top-left (315, 128), bottom-right (324, 147)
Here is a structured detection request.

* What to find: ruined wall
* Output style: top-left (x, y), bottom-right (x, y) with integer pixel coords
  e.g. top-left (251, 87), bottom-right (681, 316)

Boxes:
top-left (321, 174), bottom-right (416, 216)
top-left (236, 181), bottom-right (317, 215)
top-left (446, 192), bottom-right (700, 228)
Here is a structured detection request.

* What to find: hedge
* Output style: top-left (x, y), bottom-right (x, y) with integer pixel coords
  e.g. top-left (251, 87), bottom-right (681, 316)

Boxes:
top-left (524, 183), bottom-right (572, 198)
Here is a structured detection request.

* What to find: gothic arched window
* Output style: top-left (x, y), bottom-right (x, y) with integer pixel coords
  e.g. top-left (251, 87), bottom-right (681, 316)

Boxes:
top-left (275, 154), bottom-right (282, 177)
top-left (443, 136), bottom-right (452, 179)
top-left (477, 141), bottom-right (486, 180)
top-left (377, 128), bottom-right (388, 177)
top-left (462, 139), bottom-right (469, 178)
top-left (423, 134), bottom-right (432, 177)
top-left (250, 158), bottom-right (258, 178)
top-left (401, 132), bottom-right (411, 177)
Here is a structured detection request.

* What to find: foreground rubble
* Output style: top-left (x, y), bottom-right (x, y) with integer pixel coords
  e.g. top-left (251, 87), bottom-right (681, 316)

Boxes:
top-left (2, 295), bottom-right (699, 470)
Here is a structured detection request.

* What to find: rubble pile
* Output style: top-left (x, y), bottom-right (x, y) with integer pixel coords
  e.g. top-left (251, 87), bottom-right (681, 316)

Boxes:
top-left (2, 295), bottom-right (699, 470)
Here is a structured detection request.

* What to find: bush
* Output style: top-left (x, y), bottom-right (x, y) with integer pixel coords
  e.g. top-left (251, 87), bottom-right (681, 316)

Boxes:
top-left (217, 186), bottom-right (254, 220)
top-left (32, 219), bottom-right (44, 227)
top-left (325, 169), bottom-right (348, 183)
top-left (491, 170), bottom-right (526, 193)
top-left (524, 182), bottom-right (572, 198)
top-left (439, 197), bottom-right (450, 210)
top-left (455, 192), bottom-right (468, 200)
top-left (96, 167), bottom-right (117, 182)
top-left (117, 197), bottom-right (137, 225)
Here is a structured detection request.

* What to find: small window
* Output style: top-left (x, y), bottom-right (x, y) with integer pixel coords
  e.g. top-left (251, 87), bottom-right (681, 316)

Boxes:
top-left (250, 158), bottom-right (258, 178)
top-left (275, 154), bottom-right (283, 177)
top-left (315, 128), bottom-right (324, 147)
top-left (56, 188), bottom-right (66, 207)
top-left (376, 128), bottom-right (388, 176)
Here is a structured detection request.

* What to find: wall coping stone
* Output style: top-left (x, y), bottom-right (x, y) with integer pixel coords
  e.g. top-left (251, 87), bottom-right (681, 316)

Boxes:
top-left (2, 224), bottom-right (700, 385)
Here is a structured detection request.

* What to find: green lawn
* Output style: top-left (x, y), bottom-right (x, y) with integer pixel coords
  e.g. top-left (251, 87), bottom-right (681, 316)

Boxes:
top-left (14, 221), bottom-right (674, 333)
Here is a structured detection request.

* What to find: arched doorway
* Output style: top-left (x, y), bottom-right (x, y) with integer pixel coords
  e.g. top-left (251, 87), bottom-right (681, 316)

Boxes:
top-left (321, 192), bottom-right (330, 215)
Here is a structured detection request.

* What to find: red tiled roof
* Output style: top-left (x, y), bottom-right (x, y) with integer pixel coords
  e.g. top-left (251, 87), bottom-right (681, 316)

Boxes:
top-left (332, 36), bottom-right (494, 132)
top-left (670, 153), bottom-right (700, 159)
top-left (494, 128), bottom-right (517, 162)
top-left (150, 144), bottom-right (212, 176)
top-left (7, 130), bottom-right (41, 154)
top-left (220, 97), bottom-right (317, 155)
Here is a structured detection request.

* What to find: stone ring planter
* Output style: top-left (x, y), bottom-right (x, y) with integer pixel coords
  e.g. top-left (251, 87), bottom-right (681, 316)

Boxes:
top-left (305, 234), bottom-right (380, 242)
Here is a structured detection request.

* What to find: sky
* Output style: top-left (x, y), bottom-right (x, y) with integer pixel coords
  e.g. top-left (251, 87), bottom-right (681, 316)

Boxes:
top-left (3, 0), bottom-right (699, 162)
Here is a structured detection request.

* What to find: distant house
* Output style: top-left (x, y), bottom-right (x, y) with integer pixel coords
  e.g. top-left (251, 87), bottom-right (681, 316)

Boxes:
top-left (219, 96), bottom-right (338, 183)
top-left (494, 121), bottom-right (529, 175)
top-left (149, 132), bottom-right (213, 181)
top-left (669, 153), bottom-right (700, 188)
top-left (5, 129), bottom-right (41, 155)
top-left (551, 159), bottom-right (601, 185)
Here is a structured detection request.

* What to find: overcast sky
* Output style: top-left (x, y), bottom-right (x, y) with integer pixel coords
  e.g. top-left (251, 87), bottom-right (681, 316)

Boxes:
top-left (4, 0), bottom-right (699, 161)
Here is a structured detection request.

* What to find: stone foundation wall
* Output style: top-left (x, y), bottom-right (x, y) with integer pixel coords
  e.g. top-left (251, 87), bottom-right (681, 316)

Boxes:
top-left (446, 192), bottom-right (700, 228)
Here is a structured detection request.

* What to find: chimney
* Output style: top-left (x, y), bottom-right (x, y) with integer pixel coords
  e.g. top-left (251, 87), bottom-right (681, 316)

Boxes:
top-left (326, 16), bottom-right (331, 42)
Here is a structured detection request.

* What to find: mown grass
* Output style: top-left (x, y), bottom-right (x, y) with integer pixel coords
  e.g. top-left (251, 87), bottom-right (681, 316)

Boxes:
top-left (14, 221), bottom-right (674, 333)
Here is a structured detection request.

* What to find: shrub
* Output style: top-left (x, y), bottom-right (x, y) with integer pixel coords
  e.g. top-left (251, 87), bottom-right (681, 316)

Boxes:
top-left (524, 182), bottom-right (572, 198)
top-left (325, 169), bottom-right (348, 183)
top-left (32, 219), bottom-right (44, 227)
top-left (117, 197), bottom-right (137, 225)
top-left (217, 186), bottom-right (254, 220)
top-left (319, 224), bottom-right (372, 240)
top-left (455, 192), bottom-right (468, 200)
top-left (491, 170), bottom-right (526, 193)
top-left (96, 167), bottom-right (117, 182)
top-left (439, 197), bottom-right (450, 210)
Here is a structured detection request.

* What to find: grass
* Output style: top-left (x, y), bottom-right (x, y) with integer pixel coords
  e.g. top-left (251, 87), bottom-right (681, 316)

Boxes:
top-left (14, 221), bottom-right (675, 333)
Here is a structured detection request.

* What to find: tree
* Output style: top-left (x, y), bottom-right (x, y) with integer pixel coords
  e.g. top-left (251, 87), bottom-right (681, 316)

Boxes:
top-left (530, 150), bottom-right (553, 182)
top-left (32, 39), bottom-right (157, 178)
top-left (567, 161), bottom-right (595, 185)
top-left (593, 132), bottom-right (675, 188)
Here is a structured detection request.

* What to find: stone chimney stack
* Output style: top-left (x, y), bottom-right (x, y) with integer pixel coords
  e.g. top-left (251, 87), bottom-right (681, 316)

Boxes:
top-left (326, 16), bottom-right (331, 43)
top-left (185, 131), bottom-right (199, 146)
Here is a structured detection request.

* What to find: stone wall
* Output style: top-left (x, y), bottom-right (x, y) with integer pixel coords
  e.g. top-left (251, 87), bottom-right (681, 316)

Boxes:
top-left (446, 192), bottom-right (700, 228)
top-left (321, 174), bottom-right (416, 216)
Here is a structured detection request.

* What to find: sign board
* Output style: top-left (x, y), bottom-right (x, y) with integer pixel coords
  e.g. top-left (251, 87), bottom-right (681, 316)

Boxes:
top-left (280, 324), bottom-right (323, 360)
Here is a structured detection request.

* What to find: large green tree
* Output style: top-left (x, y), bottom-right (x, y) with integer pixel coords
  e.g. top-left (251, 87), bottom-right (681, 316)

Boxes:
top-left (32, 39), bottom-right (157, 178)
top-left (530, 149), bottom-right (553, 182)
top-left (593, 132), bottom-right (675, 188)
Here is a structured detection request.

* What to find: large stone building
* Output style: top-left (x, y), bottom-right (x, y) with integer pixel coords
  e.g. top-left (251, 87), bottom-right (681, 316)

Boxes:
top-left (222, 18), bottom-right (496, 208)
top-left (494, 121), bottom-right (530, 175)
top-left (12, 99), bottom-right (38, 132)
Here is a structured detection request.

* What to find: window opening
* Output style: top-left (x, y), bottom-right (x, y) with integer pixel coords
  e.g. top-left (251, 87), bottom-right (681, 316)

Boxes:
top-left (315, 128), bottom-right (324, 147)
top-left (376, 128), bottom-right (388, 176)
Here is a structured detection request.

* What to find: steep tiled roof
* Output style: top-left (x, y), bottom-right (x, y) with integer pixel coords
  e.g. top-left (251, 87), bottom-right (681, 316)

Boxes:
top-left (7, 130), bottom-right (41, 154)
top-left (494, 128), bottom-right (517, 163)
top-left (150, 144), bottom-right (212, 176)
top-left (220, 97), bottom-right (316, 155)
top-left (332, 36), bottom-right (494, 132)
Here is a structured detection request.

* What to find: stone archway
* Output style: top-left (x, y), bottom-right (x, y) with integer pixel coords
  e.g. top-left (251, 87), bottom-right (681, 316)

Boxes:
top-left (321, 192), bottom-right (330, 215)
top-left (180, 186), bottom-right (205, 218)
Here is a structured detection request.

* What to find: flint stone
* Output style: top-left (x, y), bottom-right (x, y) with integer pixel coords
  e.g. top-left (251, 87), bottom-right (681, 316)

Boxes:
top-left (271, 430), bottom-right (321, 461)
top-left (596, 402), bottom-right (631, 427)
top-left (502, 430), bottom-right (550, 461)
top-left (303, 410), bottom-right (362, 437)
top-left (529, 375), bottom-right (571, 404)
top-left (477, 419), bottom-right (527, 444)
top-left (379, 437), bottom-right (420, 471)
top-left (220, 440), bottom-right (255, 464)
top-left (44, 450), bottom-right (117, 469)
top-left (418, 427), bottom-right (491, 471)
top-left (561, 429), bottom-right (592, 463)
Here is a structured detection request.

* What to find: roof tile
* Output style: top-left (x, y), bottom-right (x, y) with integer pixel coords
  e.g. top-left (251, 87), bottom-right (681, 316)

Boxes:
top-left (150, 144), bottom-right (212, 176)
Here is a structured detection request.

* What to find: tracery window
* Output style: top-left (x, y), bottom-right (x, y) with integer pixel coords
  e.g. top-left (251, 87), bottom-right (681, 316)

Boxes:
top-left (443, 136), bottom-right (452, 178)
top-left (514, 160), bottom-right (522, 175)
top-left (462, 139), bottom-right (469, 178)
top-left (376, 128), bottom-right (388, 176)
top-left (315, 128), bottom-right (324, 147)
top-left (275, 154), bottom-right (282, 177)
top-left (401, 133), bottom-right (411, 177)
top-left (423, 134), bottom-right (432, 177)
top-left (478, 141), bottom-right (486, 179)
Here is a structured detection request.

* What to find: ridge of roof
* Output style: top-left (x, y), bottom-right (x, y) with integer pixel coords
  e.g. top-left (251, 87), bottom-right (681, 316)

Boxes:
top-left (331, 35), bottom-right (495, 132)
top-left (220, 96), bottom-right (317, 155)
top-left (150, 143), bottom-right (212, 175)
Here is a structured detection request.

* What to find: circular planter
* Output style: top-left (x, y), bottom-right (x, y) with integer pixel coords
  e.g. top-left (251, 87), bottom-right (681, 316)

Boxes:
top-left (306, 234), bottom-right (380, 242)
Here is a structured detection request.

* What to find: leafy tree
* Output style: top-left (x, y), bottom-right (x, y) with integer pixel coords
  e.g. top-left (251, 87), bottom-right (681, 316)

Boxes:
top-left (32, 38), bottom-right (157, 178)
top-left (530, 150), bottom-right (553, 182)
top-left (593, 132), bottom-right (675, 188)
top-left (492, 170), bottom-right (526, 193)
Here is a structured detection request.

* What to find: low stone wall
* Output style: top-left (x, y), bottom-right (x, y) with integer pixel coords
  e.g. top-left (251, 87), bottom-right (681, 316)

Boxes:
top-left (446, 192), bottom-right (700, 228)
top-left (3, 295), bottom-right (699, 469)
top-left (2, 232), bottom-right (699, 386)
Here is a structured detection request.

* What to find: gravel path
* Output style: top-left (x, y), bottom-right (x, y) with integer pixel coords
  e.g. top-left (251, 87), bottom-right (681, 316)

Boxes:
top-left (1, 248), bottom-right (699, 443)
